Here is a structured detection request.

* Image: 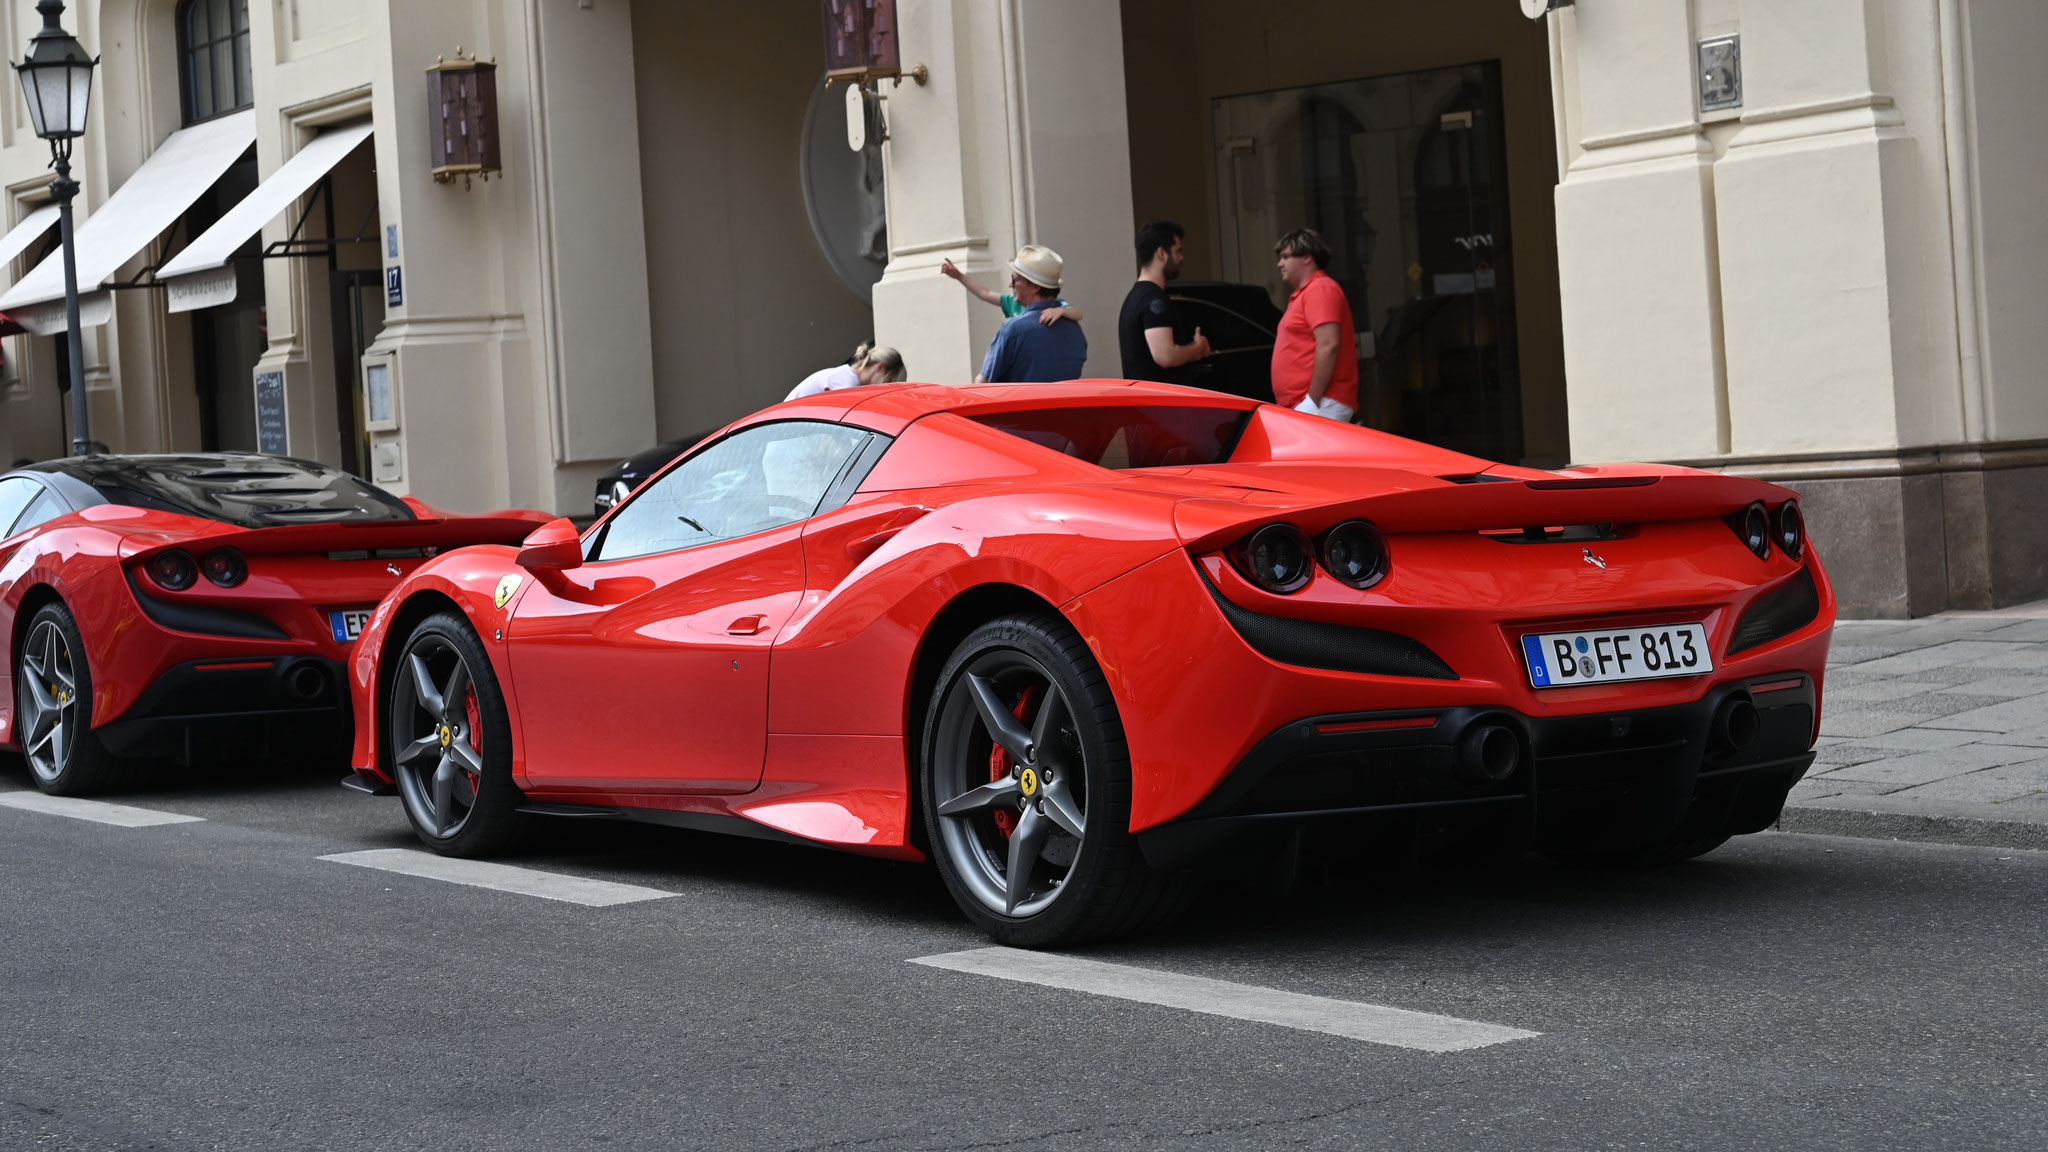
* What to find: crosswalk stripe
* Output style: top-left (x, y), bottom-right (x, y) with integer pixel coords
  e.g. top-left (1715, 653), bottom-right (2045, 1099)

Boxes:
top-left (0, 791), bottom-right (205, 828)
top-left (910, 947), bottom-right (1540, 1053)
top-left (318, 848), bottom-right (678, 907)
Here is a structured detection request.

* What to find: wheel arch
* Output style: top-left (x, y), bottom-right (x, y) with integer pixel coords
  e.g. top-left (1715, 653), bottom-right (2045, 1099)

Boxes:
top-left (369, 588), bottom-right (467, 779)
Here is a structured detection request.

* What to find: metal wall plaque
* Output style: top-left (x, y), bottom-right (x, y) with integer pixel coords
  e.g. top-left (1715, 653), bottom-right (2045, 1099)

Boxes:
top-left (254, 371), bottom-right (288, 455)
top-left (1699, 35), bottom-right (1742, 112)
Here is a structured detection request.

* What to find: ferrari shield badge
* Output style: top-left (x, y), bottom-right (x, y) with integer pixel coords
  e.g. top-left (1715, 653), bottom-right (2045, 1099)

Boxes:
top-left (494, 574), bottom-right (523, 609)
top-left (1019, 767), bottom-right (1040, 797)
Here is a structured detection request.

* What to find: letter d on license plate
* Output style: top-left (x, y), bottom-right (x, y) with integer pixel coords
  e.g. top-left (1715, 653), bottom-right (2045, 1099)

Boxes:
top-left (1521, 623), bottom-right (1712, 687)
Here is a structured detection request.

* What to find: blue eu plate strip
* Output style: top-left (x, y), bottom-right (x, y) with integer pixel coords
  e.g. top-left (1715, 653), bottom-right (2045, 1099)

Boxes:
top-left (330, 612), bottom-right (351, 644)
top-left (1521, 635), bottom-right (1549, 686)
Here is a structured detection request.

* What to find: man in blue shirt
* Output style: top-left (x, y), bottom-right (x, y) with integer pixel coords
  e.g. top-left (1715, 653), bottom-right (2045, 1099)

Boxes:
top-left (976, 245), bottom-right (1088, 383)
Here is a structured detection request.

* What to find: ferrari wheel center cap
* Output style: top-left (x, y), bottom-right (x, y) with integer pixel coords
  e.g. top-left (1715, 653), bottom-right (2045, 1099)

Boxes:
top-left (1019, 767), bottom-right (1039, 797)
top-left (438, 724), bottom-right (453, 748)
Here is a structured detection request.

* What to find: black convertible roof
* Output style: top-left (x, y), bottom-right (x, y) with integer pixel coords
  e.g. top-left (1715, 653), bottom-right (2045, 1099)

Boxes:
top-left (20, 453), bottom-right (415, 528)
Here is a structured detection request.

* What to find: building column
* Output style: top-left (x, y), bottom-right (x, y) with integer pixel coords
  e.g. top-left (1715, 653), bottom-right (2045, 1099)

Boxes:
top-left (1552, 2), bottom-right (1726, 465)
top-left (362, 0), bottom-right (657, 514)
top-left (874, 0), bottom-right (1134, 384)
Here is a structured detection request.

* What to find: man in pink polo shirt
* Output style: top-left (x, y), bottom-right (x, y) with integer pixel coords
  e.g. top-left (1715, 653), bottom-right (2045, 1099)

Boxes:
top-left (1269, 228), bottom-right (1358, 422)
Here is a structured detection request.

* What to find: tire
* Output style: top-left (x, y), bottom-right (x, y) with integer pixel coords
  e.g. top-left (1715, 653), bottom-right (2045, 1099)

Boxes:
top-left (920, 612), bottom-right (1191, 947)
top-left (13, 603), bottom-right (126, 796)
top-left (387, 611), bottom-right (532, 855)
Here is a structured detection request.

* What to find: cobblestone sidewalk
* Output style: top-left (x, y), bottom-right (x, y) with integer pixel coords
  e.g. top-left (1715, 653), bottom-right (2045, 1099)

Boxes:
top-left (1782, 598), bottom-right (2048, 849)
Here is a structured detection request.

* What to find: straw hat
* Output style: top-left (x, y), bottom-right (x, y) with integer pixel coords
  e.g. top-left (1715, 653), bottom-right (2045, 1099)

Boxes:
top-left (1009, 244), bottom-right (1064, 291)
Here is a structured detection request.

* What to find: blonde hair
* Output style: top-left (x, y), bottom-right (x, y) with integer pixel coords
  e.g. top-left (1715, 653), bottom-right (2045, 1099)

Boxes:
top-left (852, 342), bottom-right (907, 383)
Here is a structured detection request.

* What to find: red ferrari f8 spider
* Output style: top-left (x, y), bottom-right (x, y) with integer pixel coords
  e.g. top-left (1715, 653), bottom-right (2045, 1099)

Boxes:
top-left (346, 381), bottom-right (1834, 945)
top-left (0, 454), bottom-right (549, 794)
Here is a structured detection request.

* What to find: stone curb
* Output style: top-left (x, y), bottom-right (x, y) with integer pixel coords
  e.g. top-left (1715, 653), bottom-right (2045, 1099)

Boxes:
top-left (1778, 804), bottom-right (2048, 852)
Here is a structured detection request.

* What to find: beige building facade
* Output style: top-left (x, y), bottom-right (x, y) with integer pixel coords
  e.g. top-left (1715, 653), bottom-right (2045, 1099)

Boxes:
top-left (0, 0), bottom-right (2040, 618)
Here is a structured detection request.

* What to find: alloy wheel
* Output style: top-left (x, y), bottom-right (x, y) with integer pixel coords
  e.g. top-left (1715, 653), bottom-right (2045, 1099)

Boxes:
top-left (16, 619), bottom-right (80, 785)
top-left (391, 633), bottom-right (486, 839)
top-left (931, 651), bottom-right (1089, 918)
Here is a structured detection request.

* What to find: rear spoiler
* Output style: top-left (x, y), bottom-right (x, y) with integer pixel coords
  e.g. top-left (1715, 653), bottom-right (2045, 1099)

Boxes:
top-left (1174, 472), bottom-right (1792, 552)
top-left (117, 509), bottom-right (554, 560)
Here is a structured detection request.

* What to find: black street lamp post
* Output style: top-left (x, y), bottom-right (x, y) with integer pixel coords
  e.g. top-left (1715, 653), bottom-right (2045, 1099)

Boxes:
top-left (15, 0), bottom-right (97, 456)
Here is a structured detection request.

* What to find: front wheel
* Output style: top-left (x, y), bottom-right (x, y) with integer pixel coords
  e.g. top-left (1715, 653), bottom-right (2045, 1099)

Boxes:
top-left (387, 611), bottom-right (531, 855)
top-left (920, 612), bottom-right (1190, 947)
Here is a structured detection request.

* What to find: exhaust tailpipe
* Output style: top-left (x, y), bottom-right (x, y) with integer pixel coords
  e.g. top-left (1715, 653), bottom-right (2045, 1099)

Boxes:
top-left (283, 662), bottom-right (329, 703)
top-left (1458, 722), bottom-right (1521, 786)
top-left (1713, 694), bottom-right (1760, 754)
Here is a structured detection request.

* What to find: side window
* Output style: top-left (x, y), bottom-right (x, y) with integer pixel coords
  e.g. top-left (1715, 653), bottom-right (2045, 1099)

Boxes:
top-left (8, 489), bottom-right (67, 536)
top-left (595, 421), bottom-right (872, 562)
top-left (0, 477), bottom-right (42, 536)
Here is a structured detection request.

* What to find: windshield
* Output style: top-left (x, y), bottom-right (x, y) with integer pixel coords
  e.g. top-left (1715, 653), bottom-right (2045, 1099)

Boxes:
top-left (68, 455), bottom-right (416, 527)
top-left (968, 405), bottom-right (1251, 470)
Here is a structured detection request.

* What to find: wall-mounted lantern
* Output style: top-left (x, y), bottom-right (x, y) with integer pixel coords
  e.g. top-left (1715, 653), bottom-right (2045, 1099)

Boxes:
top-left (822, 0), bottom-right (925, 88)
top-left (427, 47), bottom-right (499, 187)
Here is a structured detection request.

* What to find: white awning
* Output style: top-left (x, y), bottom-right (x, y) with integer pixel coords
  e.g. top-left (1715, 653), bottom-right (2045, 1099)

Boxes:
top-left (0, 108), bottom-right (255, 330)
top-left (0, 203), bottom-right (60, 277)
top-left (159, 120), bottom-right (374, 312)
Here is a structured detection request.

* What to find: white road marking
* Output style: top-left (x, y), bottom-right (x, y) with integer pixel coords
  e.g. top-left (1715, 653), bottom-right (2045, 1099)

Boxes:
top-left (910, 947), bottom-right (1540, 1053)
top-left (0, 791), bottom-right (204, 828)
top-left (319, 848), bottom-right (678, 907)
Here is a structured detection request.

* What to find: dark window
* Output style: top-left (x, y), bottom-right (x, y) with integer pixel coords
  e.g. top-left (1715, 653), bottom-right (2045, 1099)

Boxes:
top-left (179, 0), bottom-right (253, 123)
top-left (594, 422), bottom-right (872, 561)
top-left (968, 405), bottom-right (1251, 470)
top-left (64, 455), bottom-right (415, 527)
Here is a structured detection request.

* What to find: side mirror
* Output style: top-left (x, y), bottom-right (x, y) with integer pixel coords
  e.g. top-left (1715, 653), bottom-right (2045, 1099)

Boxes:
top-left (516, 517), bottom-right (584, 572)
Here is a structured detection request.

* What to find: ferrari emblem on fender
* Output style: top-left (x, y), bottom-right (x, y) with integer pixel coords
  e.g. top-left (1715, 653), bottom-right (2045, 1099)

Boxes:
top-left (494, 573), bottom-right (523, 609)
top-left (1583, 548), bottom-right (1608, 570)
top-left (1019, 767), bottom-right (1040, 797)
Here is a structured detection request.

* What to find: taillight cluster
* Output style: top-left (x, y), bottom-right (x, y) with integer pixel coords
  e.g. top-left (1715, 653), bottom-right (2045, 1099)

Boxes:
top-left (1730, 500), bottom-right (1804, 561)
top-left (1226, 519), bottom-right (1389, 594)
top-left (145, 547), bottom-right (248, 590)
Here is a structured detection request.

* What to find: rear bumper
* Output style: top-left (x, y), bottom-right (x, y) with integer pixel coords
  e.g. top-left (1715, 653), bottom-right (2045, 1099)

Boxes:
top-left (1136, 672), bottom-right (1815, 869)
top-left (96, 655), bottom-right (351, 758)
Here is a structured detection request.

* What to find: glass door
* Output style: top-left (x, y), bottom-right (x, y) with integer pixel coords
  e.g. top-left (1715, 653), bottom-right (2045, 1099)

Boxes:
top-left (1214, 61), bottom-right (1523, 461)
top-left (329, 268), bottom-right (384, 476)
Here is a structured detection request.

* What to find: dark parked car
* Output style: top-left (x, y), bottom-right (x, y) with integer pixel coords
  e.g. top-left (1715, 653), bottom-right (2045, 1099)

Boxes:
top-left (1169, 280), bottom-right (1282, 403)
top-left (593, 433), bottom-right (712, 517)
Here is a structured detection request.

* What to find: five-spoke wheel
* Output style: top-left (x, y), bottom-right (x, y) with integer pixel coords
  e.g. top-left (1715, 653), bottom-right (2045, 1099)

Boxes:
top-left (922, 613), bottom-right (1188, 946)
top-left (14, 603), bottom-right (121, 795)
top-left (389, 612), bottom-right (528, 854)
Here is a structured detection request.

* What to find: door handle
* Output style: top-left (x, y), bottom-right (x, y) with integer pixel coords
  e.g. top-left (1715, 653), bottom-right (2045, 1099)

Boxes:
top-left (727, 614), bottom-right (768, 636)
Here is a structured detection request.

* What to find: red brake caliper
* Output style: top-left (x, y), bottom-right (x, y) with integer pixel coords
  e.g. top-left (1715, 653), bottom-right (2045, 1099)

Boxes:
top-left (986, 686), bottom-right (1035, 839)
top-left (463, 687), bottom-right (483, 792)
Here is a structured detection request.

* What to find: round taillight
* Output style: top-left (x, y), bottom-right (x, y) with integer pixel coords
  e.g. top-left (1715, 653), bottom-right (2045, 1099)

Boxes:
top-left (146, 549), bottom-right (198, 591)
top-left (201, 547), bottom-right (248, 587)
top-left (1739, 502), bottom-right (1770, 560)
top-left (1230, 523), bottom-right (1314, 593)
top-left (1774, 500), bottom-right (1805, 559)
top-left (1319, 519), bottom-right (1389, 589)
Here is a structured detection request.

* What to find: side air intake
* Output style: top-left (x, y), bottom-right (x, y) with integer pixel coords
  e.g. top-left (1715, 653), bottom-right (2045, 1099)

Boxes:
top-left (1198, 567), bottom-right (1458, 680)
top-left (1727, 566), bottom-right (1821, 655)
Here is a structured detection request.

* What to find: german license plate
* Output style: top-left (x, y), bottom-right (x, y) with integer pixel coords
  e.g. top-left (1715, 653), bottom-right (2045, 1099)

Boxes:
top-left (1520, 623), bottom-right (1712, 688)
top-left (329, 608), bottom-right (374, 644)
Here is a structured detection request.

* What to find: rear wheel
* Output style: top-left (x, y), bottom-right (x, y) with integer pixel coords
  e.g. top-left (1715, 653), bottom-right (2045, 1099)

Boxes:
top-left (921, 612), bottom-right (1190, 947)
top-left (14, 603), bottom-right (125, 796)
top-left (388, 611), bottom-right (531, 855)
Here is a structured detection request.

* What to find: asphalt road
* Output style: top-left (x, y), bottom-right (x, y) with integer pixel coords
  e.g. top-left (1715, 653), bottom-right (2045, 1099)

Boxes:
top-left (1, 756), bottom-right (2043, 1151)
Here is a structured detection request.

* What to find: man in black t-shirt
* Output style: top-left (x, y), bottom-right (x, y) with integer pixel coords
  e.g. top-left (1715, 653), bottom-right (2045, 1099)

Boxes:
top-left (1118, 219), bottom-right (1212, 384)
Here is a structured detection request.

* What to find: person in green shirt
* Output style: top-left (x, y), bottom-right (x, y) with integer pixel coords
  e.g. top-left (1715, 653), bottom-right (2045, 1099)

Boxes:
top-left (940, 256), bottom-right (1084, 327)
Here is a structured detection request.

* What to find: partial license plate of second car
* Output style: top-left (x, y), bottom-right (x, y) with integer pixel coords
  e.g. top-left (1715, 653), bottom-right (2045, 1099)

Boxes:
top-left (1520, 623), bottom-right (1712, 688)
top-left (330, 608), bottom-right (374, 644)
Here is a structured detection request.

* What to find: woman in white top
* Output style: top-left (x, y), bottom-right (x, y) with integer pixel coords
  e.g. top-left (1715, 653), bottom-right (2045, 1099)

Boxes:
top-left (785, 343), bottom-right (908, 401)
